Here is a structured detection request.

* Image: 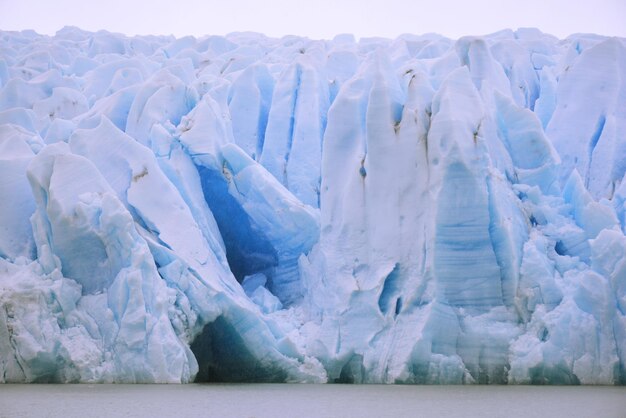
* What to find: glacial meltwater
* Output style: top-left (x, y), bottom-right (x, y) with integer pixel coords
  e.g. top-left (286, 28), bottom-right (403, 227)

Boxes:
top-left (0, 384), bottom-right (624, 418)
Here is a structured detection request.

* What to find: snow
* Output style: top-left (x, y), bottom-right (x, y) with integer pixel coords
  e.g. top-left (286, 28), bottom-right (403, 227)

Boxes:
top-left (0, 26), bottom-right (625, 384)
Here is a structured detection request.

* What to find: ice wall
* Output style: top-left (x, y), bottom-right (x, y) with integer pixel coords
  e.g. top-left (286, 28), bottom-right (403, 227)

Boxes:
top-left (0, 27), bottom-right (625, 384)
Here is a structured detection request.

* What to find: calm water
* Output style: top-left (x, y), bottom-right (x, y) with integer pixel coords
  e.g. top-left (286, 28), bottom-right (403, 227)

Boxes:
top-left (0, 384), bottom-right (624, 418)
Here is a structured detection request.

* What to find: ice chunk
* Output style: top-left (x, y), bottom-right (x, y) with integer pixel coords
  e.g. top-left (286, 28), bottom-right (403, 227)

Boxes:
top-left (562, 170), bottom-right (620, 239)
top-left (242, 273), bottom-right (283, 314)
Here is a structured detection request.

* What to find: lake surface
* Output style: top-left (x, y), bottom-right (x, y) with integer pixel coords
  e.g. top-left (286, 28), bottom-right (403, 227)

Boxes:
top-left (0, 384), bottom-right (624, 418)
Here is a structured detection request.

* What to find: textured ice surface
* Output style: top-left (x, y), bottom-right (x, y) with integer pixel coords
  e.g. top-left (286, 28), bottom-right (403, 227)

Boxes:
top-left (1, 27), bottom-right (625, 384)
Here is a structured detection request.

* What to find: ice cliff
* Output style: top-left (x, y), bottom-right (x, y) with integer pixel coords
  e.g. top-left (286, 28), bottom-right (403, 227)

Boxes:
top-left (1, 27), bottom-right (626, 384)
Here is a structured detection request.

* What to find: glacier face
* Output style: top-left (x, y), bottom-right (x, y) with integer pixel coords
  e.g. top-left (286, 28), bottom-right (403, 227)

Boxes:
top-left (1, 27), bottom-right (625, 384)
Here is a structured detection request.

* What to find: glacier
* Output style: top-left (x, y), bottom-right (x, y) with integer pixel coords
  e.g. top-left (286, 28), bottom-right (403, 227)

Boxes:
top-left (1, 26), bottom-right (625, 384)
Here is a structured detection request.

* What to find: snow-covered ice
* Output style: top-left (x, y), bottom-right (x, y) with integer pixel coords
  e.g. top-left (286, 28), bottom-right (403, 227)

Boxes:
top-left (0, 27), bottom-right (625, 384)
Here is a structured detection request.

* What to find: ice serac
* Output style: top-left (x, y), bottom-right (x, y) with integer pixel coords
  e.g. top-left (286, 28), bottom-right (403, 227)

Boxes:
top-left (125, 70), bottom-right (198, 147)
top-left (547, 38), bottom-right (626, 199)
top-left (0, 125), bottom-right (39, 260)
top-left (429, 67), bottom-right (504, 309)
top-left (24, 143), bottom-right (194, 382)
top-left (259, 57), bottom-right (329, 208)
top-left (220, 143), bottom-right (319, 304)
top-left (228, 63), bottom-right (274, 160)
top-left (68, 118), bottom-right (324, 381)
top-left (1, 28), bottom-right (625, 385)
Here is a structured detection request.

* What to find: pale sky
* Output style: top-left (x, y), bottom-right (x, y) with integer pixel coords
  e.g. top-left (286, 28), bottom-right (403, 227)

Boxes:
top-left (1, 0), bottom-right (625, 40)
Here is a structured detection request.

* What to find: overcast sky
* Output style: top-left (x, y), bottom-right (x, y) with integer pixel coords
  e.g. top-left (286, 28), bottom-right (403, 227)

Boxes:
top-left (1, 0), bottom-right (625, 40)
